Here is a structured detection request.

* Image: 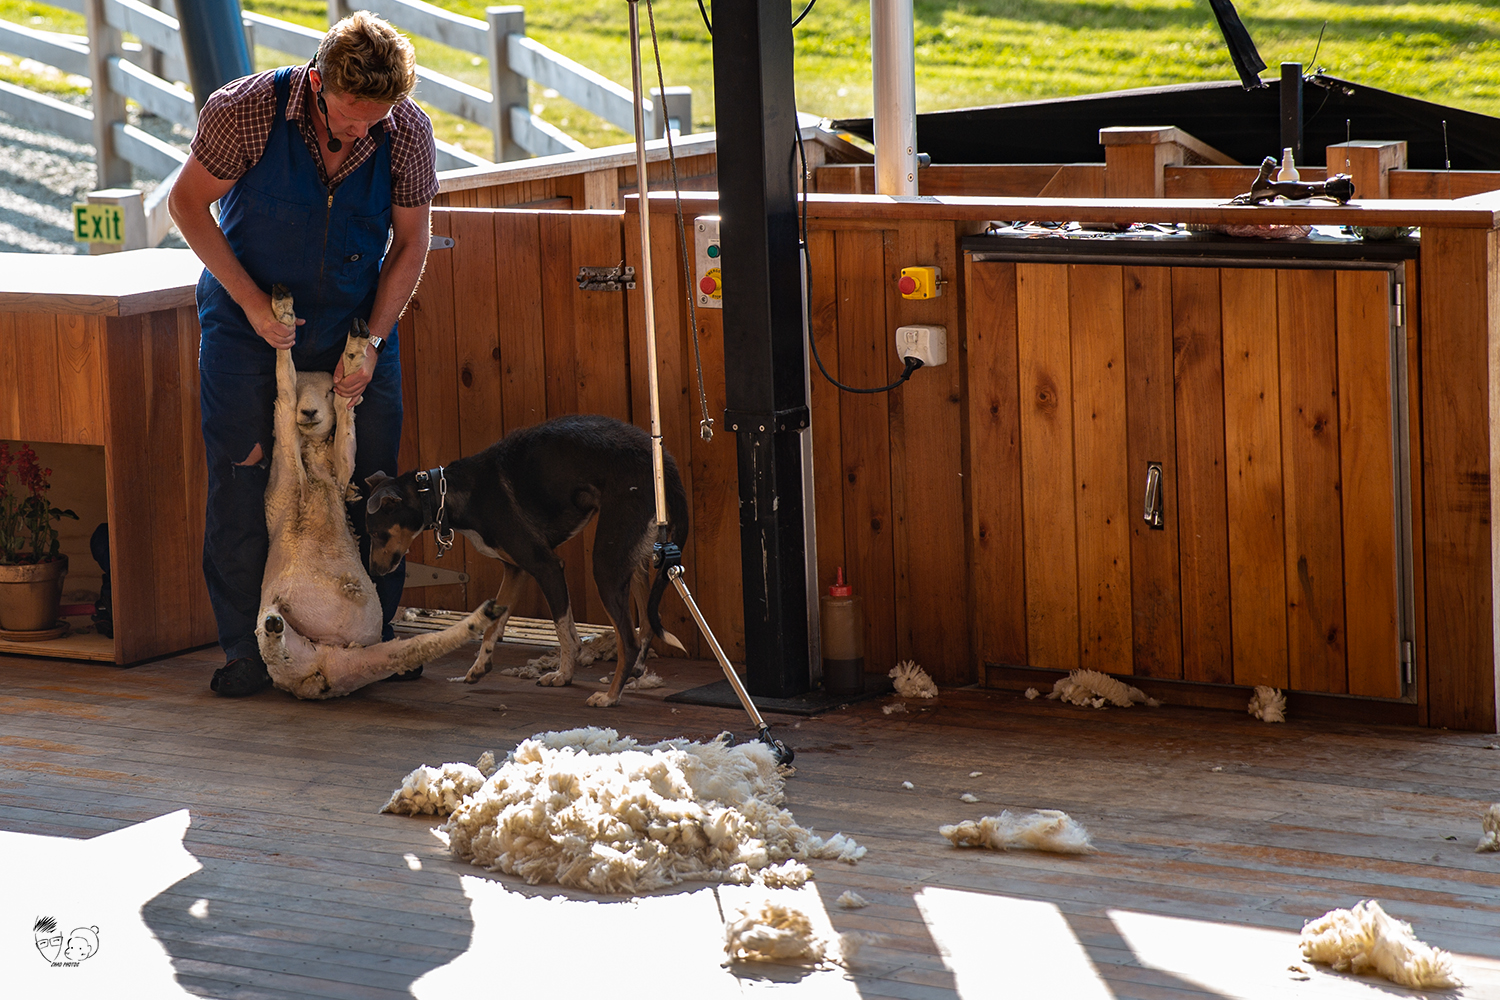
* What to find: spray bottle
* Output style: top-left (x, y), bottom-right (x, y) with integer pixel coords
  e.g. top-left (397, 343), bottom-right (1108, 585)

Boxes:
top-left (820, 567), bottom-right (865, 694)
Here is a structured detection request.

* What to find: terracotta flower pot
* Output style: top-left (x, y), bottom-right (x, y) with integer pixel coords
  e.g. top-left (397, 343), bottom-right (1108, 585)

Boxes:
top-left (0, 555), bottom-right (68, 632)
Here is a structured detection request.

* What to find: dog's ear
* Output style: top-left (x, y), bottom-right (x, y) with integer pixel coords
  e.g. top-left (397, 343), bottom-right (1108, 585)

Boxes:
top-left (365, 472), bottom-right (402, 514)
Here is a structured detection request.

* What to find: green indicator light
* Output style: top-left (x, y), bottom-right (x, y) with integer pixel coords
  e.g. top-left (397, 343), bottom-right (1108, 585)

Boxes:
top-left (707, 244), bottom-right (720, 258)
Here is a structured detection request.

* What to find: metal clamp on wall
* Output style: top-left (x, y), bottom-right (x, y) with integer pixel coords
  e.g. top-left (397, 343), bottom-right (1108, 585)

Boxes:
top-left (577, 262), bottom-right (636, 291)
top-left (723, 406), bottom-right (810, 434)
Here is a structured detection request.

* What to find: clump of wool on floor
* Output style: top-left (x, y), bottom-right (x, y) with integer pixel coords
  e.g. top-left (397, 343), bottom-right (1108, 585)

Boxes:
top-left (597, 669), bottom-right (665, 690)
top-left (724, 900), bottom-right (826, 964)
top-left (889, 660), bottom-right (938, 699)
top-left (1248, 685), bottom-right (1286, 722)
top-left (501, 631), bottom-right (619, 679)
top-left (1046, 669), bottom-right (1159, 709)
top-left (940, 809), bottom-right (1095, 854)
top-left (836, 890), bottom-right (869, 908)
top-left (1299, 899), bottom-right (1461, 989)
top-left (387, 727), bottom-right (866, 894)
top-left (723, 901), bottom-right (872, 968)
top-left (1478, 804), bottom-right (1500, 853)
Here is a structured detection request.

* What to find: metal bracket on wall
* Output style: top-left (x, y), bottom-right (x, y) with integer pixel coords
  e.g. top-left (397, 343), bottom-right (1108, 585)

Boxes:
top-left (577, 263), bottom-right (636, 291)
top-left (402, 562), bottom-right (469, 588)
top-left (429, 235), bottom-right (455, 250)
top-left (1143, 461), bottom-right (1164, 529)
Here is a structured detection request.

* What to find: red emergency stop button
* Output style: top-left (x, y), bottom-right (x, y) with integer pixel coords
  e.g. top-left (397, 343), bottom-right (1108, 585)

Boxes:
top-left (700, 275), bottom-right (717, 295)
top-left (898, 274), bottom-right (917, 295)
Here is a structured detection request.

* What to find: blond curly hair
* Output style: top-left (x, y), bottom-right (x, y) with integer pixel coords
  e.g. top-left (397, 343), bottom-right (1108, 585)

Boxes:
top-left (316, 11), bottom-right (416, 104)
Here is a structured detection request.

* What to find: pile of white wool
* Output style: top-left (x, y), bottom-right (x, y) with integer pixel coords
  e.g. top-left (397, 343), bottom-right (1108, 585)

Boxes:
top-left (889, 660), bottom-right (938, 699)
top-left (940, 809), bottom-right (1095, 854)
top-left (1248, 685), bottom-right (1286, 722)
top-left (1046, 669), bottom-right (1159, 709)
top-left (1299, 899), bottom-right (1461, 989)
top-left (387, 728), bottom-right (865, 894)
top-left (1478, 803), bottom-right (1500, 853)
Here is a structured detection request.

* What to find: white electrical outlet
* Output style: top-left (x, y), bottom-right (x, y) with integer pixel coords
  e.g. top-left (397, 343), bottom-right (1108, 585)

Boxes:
top-left (896, 324), bottom-right (947, 367)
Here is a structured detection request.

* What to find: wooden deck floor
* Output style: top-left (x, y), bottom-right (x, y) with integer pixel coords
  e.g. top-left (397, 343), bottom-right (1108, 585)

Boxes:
top-left (3, 637), bottom-right (1499, 1000)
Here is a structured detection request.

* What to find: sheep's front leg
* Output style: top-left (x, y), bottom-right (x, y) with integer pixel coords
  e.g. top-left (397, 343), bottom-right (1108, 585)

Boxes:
top-left (459, 564), bottom-right (526, 684)
top-left (334, 321), bottom-right (371, 495)
top-left (269, 286), bottom-right (305, 495)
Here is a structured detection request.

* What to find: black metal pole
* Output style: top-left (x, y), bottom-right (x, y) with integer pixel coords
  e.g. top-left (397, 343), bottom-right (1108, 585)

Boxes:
top-left (177, 0), bottom-right (254, 113)
top-left (711, 0), bottom-right (812, 698)
top-left (1281, 62), bottom-right (1303, 164)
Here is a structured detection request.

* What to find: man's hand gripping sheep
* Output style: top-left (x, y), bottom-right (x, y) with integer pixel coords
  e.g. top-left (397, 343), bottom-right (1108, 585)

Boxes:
top-left (254, 287), bottom-right (498, 698)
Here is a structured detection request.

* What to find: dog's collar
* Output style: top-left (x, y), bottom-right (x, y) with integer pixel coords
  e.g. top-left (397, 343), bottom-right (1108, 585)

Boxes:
top-left (413, 466), bottom-right (455, 558)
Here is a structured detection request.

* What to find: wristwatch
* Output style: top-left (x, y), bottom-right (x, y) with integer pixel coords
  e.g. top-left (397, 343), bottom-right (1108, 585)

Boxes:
top-left (369, 335), bottom-right (386, 355)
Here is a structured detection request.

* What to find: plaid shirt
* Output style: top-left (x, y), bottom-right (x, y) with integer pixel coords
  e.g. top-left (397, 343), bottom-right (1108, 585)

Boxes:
top-left (191, 63), bottom-right (438, 208)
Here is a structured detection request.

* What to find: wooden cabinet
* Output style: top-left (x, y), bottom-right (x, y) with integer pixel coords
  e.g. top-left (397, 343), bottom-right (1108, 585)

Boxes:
top-left (966, 241), bottom-right (1414, 699)
top-left (0, 250), bottom-right (215, 665)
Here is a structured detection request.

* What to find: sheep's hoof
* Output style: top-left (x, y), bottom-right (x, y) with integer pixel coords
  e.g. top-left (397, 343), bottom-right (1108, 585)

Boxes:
top-left (263, 613), bottom-right (284, 635)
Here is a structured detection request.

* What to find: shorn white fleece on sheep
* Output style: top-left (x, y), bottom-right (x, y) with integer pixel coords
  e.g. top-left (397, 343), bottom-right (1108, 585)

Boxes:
top-left (890, 660), bottom-right (938, 698)
top-left (1248, 685), bottom-right (1287, 722)
top-left (387, 727), bottom-right (865, 894)
top-left (1299, 899), bottom-right (1462, 989)
top-left (1478, 803), bottom-right (1500, 853)
top-left (940, 809), bottom-right (1095, 854)
top-left (1046, 669), bottom-right (1160, 709)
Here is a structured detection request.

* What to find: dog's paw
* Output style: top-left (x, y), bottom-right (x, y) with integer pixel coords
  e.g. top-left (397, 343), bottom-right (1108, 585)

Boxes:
top-left (537, 670), bottom-right (573, 687)
top-left (585, 691), bottom-right (619, 708)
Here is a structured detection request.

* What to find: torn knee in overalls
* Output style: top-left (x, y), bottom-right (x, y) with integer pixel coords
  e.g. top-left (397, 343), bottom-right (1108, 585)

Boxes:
top-left (235, 442), bottom-right (266, 467)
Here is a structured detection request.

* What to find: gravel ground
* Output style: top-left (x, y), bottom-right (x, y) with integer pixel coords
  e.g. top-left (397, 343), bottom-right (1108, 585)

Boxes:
top-left (0, 99), bottom-right (190, 254)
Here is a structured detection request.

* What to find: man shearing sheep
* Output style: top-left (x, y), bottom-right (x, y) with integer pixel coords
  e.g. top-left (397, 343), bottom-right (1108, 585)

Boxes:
top-left (169, 12), bottom-right (436, 696)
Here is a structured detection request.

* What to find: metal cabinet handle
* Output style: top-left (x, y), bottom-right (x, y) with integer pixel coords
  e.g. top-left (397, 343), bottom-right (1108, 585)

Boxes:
top-left (1143, 462), bottom-right (1163, 530)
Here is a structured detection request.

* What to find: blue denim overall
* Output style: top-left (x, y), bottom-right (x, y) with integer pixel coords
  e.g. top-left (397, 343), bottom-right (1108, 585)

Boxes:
top-left (197, 67), bottom-right (404, 666)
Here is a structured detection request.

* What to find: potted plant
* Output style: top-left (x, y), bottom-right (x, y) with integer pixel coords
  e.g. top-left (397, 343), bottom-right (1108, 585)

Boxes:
top-left (0, 443), bottom-right (79, 634)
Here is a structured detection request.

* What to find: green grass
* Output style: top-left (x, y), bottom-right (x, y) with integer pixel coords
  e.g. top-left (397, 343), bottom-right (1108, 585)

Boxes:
top-left (3, 0), bottom-right (1499, 155)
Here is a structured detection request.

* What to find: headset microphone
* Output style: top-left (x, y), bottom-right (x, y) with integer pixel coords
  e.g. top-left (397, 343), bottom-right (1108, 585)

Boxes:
top-left (316, 90), bottom-right (342, 152)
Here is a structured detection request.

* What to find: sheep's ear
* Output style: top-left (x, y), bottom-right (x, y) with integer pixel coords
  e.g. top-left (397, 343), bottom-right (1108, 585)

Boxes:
top-left (365, 472), bottom-right (402, 513)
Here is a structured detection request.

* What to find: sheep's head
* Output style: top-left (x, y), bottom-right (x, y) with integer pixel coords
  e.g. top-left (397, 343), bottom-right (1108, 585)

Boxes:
top-left (295, 371), bottom-right (337, 441)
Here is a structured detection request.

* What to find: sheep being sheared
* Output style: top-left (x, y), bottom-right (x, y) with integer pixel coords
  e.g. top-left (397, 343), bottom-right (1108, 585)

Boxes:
top-left (255, 287), bottom-right (497, 699)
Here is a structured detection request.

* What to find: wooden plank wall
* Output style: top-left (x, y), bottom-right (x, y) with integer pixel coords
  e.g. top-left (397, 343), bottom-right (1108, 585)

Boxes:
top-left (405, 206), bottom-right (976, 683)
top-left (398, 209), bottom-right (634, 630)
top-left (398, 201), bottom-right (1494, 729)
top-left (965, 259), bottom-right (1408, 700)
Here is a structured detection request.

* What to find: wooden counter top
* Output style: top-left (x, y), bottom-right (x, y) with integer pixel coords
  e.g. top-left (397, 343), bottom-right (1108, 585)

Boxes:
top-left (0, 248), bottom-right (204, 316)
top-left (637, 189), bottom-right (1500, 229)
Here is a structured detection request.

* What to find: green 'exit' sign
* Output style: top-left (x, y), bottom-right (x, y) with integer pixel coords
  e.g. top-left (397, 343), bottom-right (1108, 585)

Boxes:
top-left (72, 203), bottom-right (125, 244)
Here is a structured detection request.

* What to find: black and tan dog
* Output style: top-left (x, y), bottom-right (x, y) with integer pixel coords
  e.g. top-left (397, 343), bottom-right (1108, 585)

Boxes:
top-left (363, 414), bottom-right (689, 707)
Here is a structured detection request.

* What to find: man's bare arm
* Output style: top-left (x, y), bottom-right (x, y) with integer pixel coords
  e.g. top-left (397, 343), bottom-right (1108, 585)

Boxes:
top-left (333, 201), bottom-right (431, 399)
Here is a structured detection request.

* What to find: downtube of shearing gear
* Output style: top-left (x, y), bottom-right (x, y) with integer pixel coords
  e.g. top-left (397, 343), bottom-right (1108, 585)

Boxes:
top-left (627, 0), bottom-right (670, 532)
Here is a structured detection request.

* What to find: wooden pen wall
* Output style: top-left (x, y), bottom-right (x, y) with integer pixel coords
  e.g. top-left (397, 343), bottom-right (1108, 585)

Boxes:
top-left (402, 208), bottom-right (973, 682)
top-left (965, 260), bottom-right (1411, 699)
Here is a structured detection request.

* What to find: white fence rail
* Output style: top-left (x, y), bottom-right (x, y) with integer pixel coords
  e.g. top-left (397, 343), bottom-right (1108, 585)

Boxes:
top-left (0, 0), bottom-right (693, 249)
